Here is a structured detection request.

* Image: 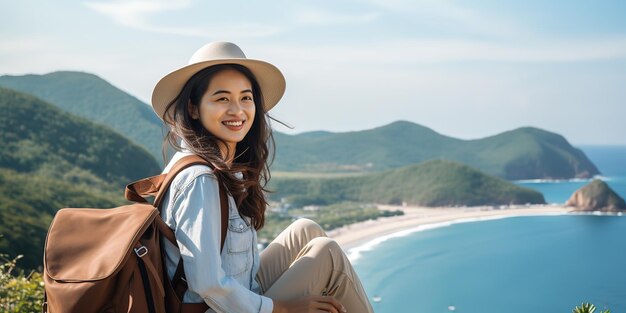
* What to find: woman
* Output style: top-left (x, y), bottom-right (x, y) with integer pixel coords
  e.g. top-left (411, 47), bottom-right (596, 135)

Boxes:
top-left (152, 42), bottom-right (374, 313)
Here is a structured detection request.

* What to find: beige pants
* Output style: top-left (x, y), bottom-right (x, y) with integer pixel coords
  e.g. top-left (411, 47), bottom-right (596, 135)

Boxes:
top-left (256, 219), bottom-right (374, 313)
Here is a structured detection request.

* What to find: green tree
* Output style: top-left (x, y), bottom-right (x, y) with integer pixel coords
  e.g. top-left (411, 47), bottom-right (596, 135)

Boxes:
top-left (0, 254), bottom-right (44, 313)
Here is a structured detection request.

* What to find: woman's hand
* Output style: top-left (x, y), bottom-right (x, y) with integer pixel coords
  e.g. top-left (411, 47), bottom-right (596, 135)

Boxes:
top-left (272, 296), bottom-right (347, 313)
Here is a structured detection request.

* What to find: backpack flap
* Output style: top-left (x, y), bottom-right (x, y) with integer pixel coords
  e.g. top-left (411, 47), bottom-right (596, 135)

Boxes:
top-left (45, 203), bottom-right (158, 282)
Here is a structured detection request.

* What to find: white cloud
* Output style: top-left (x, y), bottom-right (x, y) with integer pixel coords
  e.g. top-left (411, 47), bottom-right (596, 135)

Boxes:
top-left (365, 0), bottom-right (528, 37)
top-left (0, 37), bottom-right (51, 55)
top-left (255, 36), bottom-right (626, 143)
top-left (84, 0), bottom-right (189, 27)
top-left (256, 38), bottom-right (626, 67)
top-left (83, 0), bottom-right (283, 38)
top-left (293, 7), bottom-right (379, 25)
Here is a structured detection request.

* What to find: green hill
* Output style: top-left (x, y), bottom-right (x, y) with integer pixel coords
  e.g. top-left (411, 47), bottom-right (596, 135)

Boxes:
top-left (0, 87), bottom-right (160, 187)
top-left (273, 120), bottom-right (599, 180)
top-left (0, 87), bottom-right (161, 270)
top-left (0, 169), bottom-right (124, 271)
top-left (0, 72), bottom-right (597, 179)
top-left (0, 71), bottom-right (165, 163)
top-left (269, 159), bottom-right (546, 207)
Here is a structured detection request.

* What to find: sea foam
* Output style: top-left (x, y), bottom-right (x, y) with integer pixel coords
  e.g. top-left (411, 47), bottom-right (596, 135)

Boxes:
top-left (347, 210), bottom-right (574, 263)
top-left (514, 175), bottom-right (612, 184)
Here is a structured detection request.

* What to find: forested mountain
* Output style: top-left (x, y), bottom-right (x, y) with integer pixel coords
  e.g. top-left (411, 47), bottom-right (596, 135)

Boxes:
top-left (0, 72), bottom-right (598, 180)
top-left (270, 159), bottom-right (546, 207)
top-left (0, 71), bottom-right (165, 163)
top-left (273, 120), bottom-right (599, 180)
top-left (0, 69), bottom-right (587, 270)
top-left (0, 87), bottom-right (161, 270)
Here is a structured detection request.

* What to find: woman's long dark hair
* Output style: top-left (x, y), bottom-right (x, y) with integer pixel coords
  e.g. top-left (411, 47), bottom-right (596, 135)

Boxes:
top-left (161, 64), bottom-right (275, 230)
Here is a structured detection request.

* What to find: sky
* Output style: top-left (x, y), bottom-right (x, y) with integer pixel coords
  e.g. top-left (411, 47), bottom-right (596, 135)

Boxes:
top-left (2, 0), bottom-right (626, 145)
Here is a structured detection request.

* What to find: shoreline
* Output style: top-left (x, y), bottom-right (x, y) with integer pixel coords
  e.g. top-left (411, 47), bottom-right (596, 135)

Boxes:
top-left (328, 204), bottom-right (581, 256)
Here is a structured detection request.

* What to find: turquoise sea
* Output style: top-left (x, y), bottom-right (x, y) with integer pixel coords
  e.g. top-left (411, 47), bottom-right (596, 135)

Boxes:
top-left (352, 146), bottom-right (626, 312)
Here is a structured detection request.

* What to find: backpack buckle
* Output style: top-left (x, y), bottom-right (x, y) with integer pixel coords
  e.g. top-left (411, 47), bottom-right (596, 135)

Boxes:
top-left (134, 246), bottom-right (148, 258)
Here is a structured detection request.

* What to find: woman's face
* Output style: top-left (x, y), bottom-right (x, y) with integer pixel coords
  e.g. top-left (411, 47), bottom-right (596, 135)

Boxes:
top-left (190, 69), bottom-right (256, 156)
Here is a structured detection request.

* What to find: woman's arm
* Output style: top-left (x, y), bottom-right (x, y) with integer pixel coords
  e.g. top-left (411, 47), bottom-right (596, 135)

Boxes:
top-left (172, 172), bottom-right (273, 313)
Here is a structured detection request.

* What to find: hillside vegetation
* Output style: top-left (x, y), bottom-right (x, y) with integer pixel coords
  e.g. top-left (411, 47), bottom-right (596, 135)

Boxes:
top-left (258, 202), bottom-right (404, 243)
top-left (269, 159), bottom-right (546, 207)
top-left (0, 72), bottom-right (599, 180)
top-left (273, 120), bottom-right (599, 180)
top-left (0, 71), bottom-right (165, 163)
top-left (0, 87), bottom-right (160, 187)
top-left (0, 87), bottom-right (160, 270)
top-left (0, 169), bottom-right (125, 271)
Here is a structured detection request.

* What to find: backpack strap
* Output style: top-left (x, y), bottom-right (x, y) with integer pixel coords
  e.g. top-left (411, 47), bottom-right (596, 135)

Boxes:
top-left (125, 155), bottom-right (230, 311)
top-left (125, 154), bottom-right (216, 207)
top-left (125, 155), bottom-right (229, 252)
top-left (170, 181), bottom-right (229, 303)
top-left (152, 154), bottom-right (214, 209)
top-left (124, 174), bottom-right (164, 203)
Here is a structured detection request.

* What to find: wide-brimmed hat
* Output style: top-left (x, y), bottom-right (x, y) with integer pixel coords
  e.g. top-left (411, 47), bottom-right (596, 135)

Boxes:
top-left (151, 41), bottom-right (286, 121)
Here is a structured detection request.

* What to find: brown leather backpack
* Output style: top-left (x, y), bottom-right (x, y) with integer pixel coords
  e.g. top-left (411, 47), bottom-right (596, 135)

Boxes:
top-left (42, 155), bottom-right (227, 313)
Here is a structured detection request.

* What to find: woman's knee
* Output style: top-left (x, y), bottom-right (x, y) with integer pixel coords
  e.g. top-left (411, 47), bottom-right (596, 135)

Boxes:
top-left (290, 218), bottom-right (326, 238)
top-left (308, 236), bottom-right (341, 253)
top-left (304, 237), bottom-right (350, 271)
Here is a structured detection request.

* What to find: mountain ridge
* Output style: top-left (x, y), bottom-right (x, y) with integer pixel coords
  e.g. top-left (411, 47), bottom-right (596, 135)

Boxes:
top-left (0, 71), bottom-right (599, 179)
top-left (273, 122), bottom-right (599, 179)
top-left (0, 71), bottom-right (165, 163)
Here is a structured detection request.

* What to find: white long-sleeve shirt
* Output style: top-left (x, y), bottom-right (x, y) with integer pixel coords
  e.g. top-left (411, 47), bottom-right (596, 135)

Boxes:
top-left (160, 150), bottom-right (273, 313)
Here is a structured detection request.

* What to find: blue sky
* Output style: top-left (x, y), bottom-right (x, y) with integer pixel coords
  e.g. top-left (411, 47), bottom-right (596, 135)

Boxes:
top-left (2, 0), bottom-right (626, 145)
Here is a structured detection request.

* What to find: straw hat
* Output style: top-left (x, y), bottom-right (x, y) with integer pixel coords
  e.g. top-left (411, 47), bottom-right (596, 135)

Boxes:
top-left (151, 42), bottom-right (286, 120)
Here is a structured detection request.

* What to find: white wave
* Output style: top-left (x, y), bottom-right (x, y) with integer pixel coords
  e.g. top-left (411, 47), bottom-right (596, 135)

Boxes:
top-left (569, 210), bottom-right (625, 217)
top-left (347, 211), bottom-right (585, 263)
top-left (515, 175), bottom-right (612, 184)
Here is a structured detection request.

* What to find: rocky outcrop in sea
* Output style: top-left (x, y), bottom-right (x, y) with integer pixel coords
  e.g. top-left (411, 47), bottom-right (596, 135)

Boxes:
top-left (566, 179), bottom-right (626, 212)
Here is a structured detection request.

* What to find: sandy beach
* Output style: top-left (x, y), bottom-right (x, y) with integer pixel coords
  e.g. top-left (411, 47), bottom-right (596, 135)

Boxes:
top-left (328, 204), bottom-right (576, 252)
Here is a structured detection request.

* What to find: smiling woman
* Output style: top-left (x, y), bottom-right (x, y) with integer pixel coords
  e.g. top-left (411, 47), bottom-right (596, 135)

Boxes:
top-left (201, 71), bottom-right (255, 137)
top-left (151, 42), bottom-right (374, 313)
top-left (185, 66), bottom-right (257, 164)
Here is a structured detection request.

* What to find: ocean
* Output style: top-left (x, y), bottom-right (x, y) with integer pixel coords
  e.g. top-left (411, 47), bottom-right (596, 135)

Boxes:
top-left (352, 145), bottom-right (626, 312)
